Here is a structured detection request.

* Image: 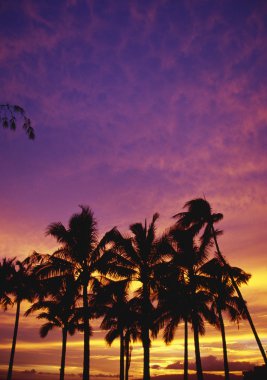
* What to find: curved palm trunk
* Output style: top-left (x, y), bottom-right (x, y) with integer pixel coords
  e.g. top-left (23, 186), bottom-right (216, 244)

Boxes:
top-left (217, 307), bottom-right (229, 380)
top-left (211, 224), bottom-right (267, 366)
top-left (192, 312), bottom-right (203, 380)
top-left (60, 327), bottom-right (68, 380)
top-left (83, 284), bottom-right (90, 380)
top-left (184, 318), bottom-right (188, 380)
top-left (119, 329), bottom-right (124, 380)
top-left (7, 299), bottom-right (21, 380)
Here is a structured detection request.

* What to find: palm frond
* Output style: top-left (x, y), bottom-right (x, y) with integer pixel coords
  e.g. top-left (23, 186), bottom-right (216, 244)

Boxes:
top-left (163, 316), bottom-right (180, 344)
top-left (40, 322), bottom-right (55, 338)
top-left (105, 327), bottom-right (120, 346)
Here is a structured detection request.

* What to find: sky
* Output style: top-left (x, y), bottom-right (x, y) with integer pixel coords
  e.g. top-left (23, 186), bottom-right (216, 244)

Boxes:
top-left (1, 0), bottom-right (267, 378)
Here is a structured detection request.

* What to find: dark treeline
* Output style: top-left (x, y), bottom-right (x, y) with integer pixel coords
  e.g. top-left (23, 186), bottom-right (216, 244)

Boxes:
top-left (1, 199), bottom-right (266, 380)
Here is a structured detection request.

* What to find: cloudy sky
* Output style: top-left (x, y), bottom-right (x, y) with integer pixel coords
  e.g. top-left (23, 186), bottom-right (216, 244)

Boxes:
top-left (1, 0), bottom-right (267, 378)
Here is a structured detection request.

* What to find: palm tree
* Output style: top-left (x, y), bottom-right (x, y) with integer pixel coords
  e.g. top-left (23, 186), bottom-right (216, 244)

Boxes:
top-left (25, 275), bottom-right (82, 380)
top-left (174, 198), bottom-right (267, 365)
top-left (155, 266), bottom-right (191, 380)
top-left (0, 104), bottom-right (35, 139)
top-left (6, 257), bottom-right (40, 380)
top-left (95, 279), bottom-right (139, 380)
top-left (0, 257), bottom-right (15, 311)
top-left (201, 257), bottom-right (250, 380)
top-left (38, 205), bottom-right (118, 380)
top-left (110, 213), bottom-right (169, 380)
top-left (124, 318), bottom-right (139, 380)
top-left (163, 227), bottom-right (216, 380)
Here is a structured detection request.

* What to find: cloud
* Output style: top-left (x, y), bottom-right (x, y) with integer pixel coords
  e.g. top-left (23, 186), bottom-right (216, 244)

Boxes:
top-left (23, 369), bottom-right (36, 374)
top-left (151, 364), bottom-right (162, 370)
top-left (166, 356), bottom-right (254, 371)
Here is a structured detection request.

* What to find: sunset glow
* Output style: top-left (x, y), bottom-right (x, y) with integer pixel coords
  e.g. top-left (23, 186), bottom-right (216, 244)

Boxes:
top-left (1, 1), bottom-right (267, 379)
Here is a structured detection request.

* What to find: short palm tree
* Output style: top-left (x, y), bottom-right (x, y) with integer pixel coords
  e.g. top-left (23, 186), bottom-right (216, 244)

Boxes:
top-left (6, 257), bottom-right (40, 380)
top-left (174, 198), bottom-right (267, 365)
top-left (201, 257), bottom-right (250, 380)
top-left (95, 279), bottom-right (139, 380)
top-left (155, 266), bottom-right (191, 380)
top-left (25, 275), bottom-right (82, 380)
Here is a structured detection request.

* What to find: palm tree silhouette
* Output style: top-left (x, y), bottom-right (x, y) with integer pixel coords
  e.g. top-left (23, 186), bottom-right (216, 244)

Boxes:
top-left (156, 267), bottom-right (191, 380)
top-left (40, 205), bottom-right (118, 380)
top-left (201, 257), bottom-right (250, 380)
top-left (94, 279), bottom-right (139, 380)
top-left (174, 198), bottom-right (267, 366)
top-left (25, 275), bottom-right (82, 380)
top-left (0, 257), bottom-right (15, 311)
top-left (124, 319), bottom-right (139, 380)
top-left (6, 257), bottom-right (40, 380)
top-left (109, 213), bottom-right (166, 380)
top-left (164, 227), bottom-right (217, 380)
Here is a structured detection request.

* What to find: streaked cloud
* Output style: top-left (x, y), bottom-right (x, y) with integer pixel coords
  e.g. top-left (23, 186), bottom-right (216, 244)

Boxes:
top-left (1, 0), bottom-right (267, 377)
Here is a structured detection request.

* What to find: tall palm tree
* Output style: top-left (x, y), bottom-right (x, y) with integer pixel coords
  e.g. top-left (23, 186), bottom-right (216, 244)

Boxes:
top-left (25, 275), bottom-right (82, 380)
top-left (174, 198), bottom-right (267, 365)
top-left (201, 257), bottom-right (250, 380)
top-left (37, 205), bottom-right (118, 380)
top-left (0, 257), bottom-right (15, 311)
top-left (6, 257), bottom-right (40, 380)
top-left (110, 213), bottom-right (169, 380)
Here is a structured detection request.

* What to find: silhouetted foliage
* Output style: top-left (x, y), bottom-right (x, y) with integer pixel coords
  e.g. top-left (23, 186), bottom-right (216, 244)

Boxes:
top-left (0, 104), bottom-right (35, 139)
top-left (25, 275), bottom-right (83, 380)
top-left (35, 206), bottom-right (119, 380)
top-left (202, 257), bottom-right (250, 380)
top-left (1, 199), bottom-right (263, 380)
top-left (0, 257), bottom-right (16, 310)
top-left (92, 279), bottom-right (140, 380)
top-left (107, 213), bottom-right (170, 380)
top-left (174, 198), bottom-right (267, 367)
top-left (6, 257), bottom-right (40, 380)
top-left (157, 226), bottom-right (217, 380)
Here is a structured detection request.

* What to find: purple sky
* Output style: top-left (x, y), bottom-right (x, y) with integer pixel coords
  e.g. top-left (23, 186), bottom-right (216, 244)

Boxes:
top-left (1, 0), bottom-right (267, 378)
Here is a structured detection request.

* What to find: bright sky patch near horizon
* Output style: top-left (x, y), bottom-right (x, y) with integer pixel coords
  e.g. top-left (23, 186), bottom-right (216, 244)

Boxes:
top-left (1, 0), bottom-right (267, 378)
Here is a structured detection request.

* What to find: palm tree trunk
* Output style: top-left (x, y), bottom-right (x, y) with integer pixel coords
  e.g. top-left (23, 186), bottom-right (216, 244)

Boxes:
top-left (184, 318), bottom-right (188, 380)
top-left (7, 299), bottom-right (21, 380)
top-left (119, 329), bottom-right (124, 380)
top-left (211, 224), bottom-right (267, 366)
top-left (60, 327), bottom-right (68, 380)
top-left (142, 282), bottom-right (151, 380)
top-left (192, 312), bottom-right (203, 380)
top-left (83, 284), bottom-right (90, 380)
top-left (125, 333), bottom-right (130, 380)
top-left (217, 307), bottom-right (229, 380)
top-left (142, 327), bottom-right (150, 380)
